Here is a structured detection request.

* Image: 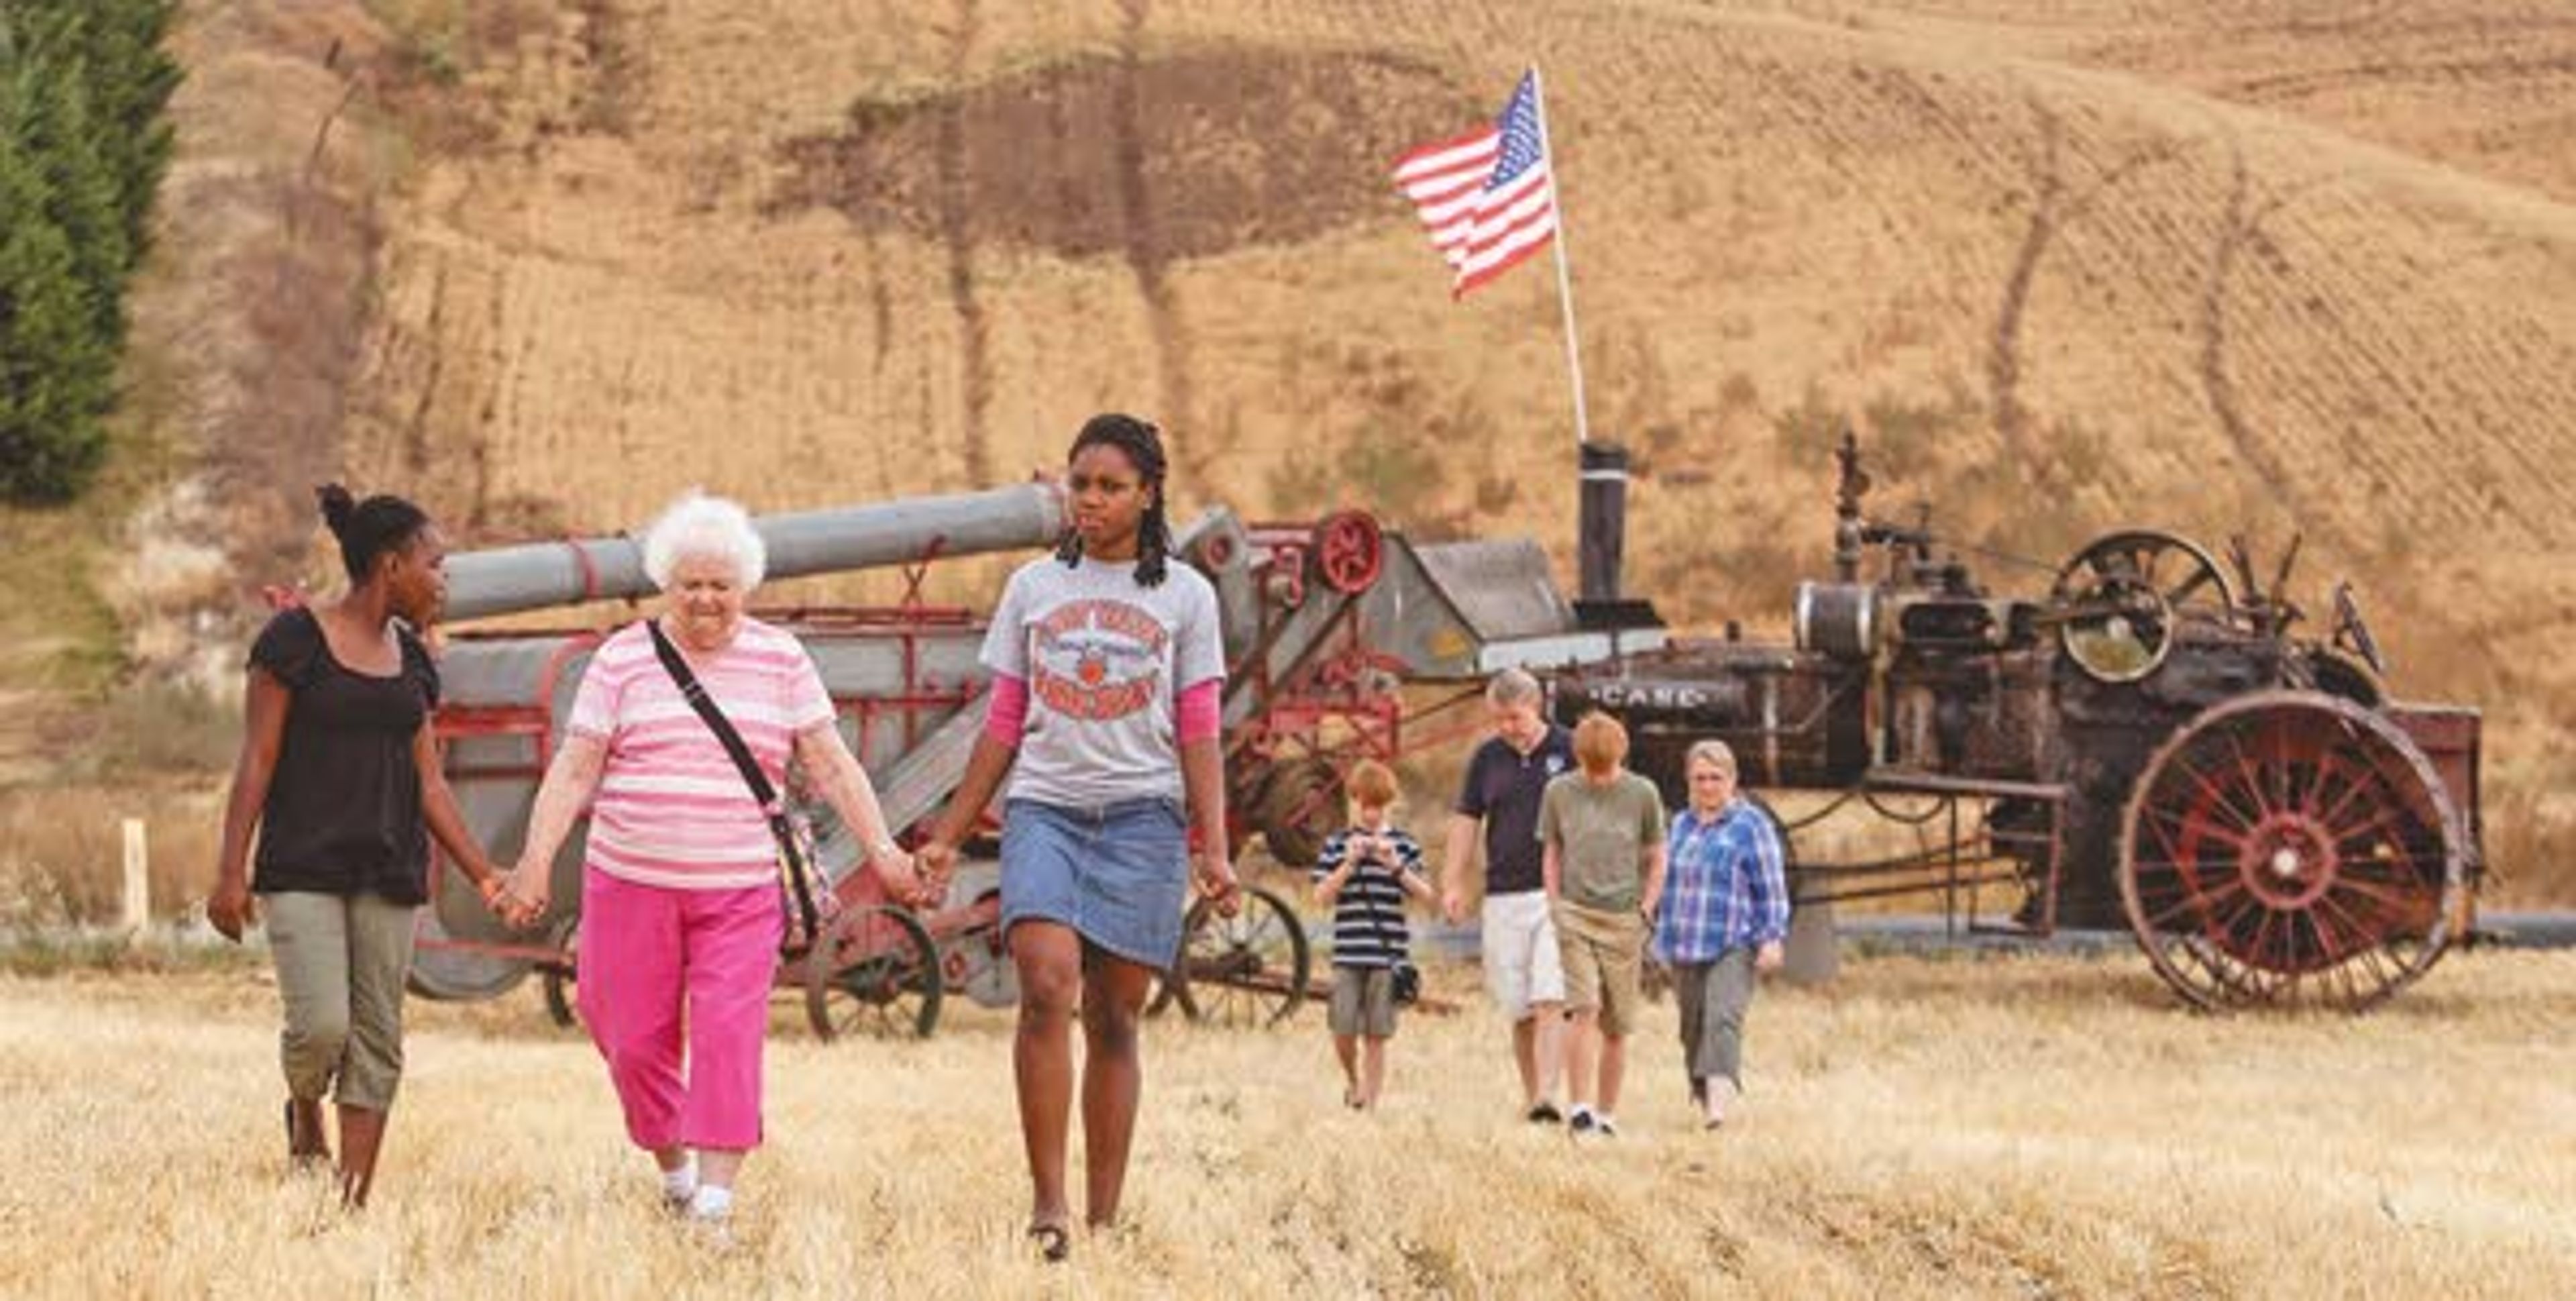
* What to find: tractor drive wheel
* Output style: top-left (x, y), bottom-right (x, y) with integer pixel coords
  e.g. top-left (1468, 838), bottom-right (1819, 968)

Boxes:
top-left (2116, 690), bottom-right (2466, 1012)
top-left (804, 905), bottom-right (945, 1041)
top-left (1147, 884), bottom-right (1312, 1028)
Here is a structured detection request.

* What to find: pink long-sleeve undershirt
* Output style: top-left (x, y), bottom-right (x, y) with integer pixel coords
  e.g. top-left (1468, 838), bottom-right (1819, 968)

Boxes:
top-left (982, 675), bottom-right (1221, 746)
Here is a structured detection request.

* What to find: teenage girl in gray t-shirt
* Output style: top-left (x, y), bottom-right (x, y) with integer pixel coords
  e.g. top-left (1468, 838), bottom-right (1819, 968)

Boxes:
top-left (916, 414), bottom-right (1241, 1262)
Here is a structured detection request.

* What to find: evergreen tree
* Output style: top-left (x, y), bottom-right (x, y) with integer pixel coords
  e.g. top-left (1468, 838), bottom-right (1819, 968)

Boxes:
top-left (0, 109), bottom-right (113, 502)
top-left (0, 0), bottom-right (181, 501)
top-left (11, 33), bottom-right (130, 345)
top-left (5, 0), bottom-right (180, 262)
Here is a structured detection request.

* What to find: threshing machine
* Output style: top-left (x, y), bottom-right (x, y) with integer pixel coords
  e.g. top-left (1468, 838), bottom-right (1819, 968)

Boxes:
top-left (411, 481), bottom-right (1633, 1033)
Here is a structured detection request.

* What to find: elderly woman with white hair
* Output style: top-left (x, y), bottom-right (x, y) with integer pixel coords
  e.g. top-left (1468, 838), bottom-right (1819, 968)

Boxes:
top-left (499, 491), bottom-right (922, 1225)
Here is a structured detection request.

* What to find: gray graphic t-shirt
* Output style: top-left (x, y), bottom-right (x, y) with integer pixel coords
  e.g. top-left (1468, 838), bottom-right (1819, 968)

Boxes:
top-left (980, 554), bottom-right (1226, 807)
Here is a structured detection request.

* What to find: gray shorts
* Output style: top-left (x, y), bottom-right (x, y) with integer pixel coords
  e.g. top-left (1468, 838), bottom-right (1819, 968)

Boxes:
top-left (1329, 965), bottom-right (1399, 1038)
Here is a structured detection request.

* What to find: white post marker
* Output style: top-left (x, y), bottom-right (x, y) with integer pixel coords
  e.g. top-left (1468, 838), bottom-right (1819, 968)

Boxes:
top-left (1527, 64), bottom-right (1592, 447)
top-left (120, 817), bottom-right (149, 937)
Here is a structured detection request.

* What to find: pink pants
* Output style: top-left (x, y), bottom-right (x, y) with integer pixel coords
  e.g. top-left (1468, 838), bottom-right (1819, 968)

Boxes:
top-left (578, 870), bottom-right (780, 1152)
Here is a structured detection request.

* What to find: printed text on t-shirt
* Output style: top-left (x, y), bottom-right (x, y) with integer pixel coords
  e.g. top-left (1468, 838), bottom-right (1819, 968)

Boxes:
top-left (1031, 599), bottom-right (1170, 722)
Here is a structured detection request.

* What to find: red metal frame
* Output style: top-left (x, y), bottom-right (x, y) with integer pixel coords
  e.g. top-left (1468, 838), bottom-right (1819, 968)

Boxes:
top-left (1220, 520), bottom-right (1415, 851)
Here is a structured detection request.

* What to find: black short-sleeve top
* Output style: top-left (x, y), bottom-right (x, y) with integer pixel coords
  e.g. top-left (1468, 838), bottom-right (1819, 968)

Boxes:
top-left (1452, 725), bottom-right (1575, 897)
top-left (247, 607), bottom-right (439, 904)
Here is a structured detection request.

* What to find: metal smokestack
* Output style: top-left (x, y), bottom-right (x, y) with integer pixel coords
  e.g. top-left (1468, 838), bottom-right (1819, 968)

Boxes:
top-left (1578, 441), bottom-right (1629, 602)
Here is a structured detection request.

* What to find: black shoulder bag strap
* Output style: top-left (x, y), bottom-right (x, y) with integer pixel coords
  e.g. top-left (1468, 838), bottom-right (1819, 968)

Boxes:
top-left (645, 619), bottom-right (821, 943)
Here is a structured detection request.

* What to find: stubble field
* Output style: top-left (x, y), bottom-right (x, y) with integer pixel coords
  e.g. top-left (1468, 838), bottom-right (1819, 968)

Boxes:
top-left (3, 946), bottom-right (2571, 1298)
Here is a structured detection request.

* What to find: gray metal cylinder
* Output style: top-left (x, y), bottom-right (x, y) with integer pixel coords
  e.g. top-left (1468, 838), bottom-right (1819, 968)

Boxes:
top-left (443, 481), bottom-right (1068, 621)
top-left (1794, 581), bottom-right (1879, 660)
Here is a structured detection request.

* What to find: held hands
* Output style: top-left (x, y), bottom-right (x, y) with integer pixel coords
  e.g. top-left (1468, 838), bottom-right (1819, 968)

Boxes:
top-left (914, 837), bottom-right (959, 900)
top-left (207, 876), bottom-right (257, 943)
top-left (869, 841), bottom-right (941, 908)
top-left (495, 857), bottom-right (551, 929)
top-left (473, 874), bottom-right (513, 921)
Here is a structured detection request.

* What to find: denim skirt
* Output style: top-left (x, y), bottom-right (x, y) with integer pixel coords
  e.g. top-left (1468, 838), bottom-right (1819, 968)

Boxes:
top-left (1000, 796), bottom-right (1190, 970)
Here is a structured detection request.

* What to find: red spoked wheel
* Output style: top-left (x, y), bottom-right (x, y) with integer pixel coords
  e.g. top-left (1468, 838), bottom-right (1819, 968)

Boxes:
top-left (2118, 691), bottom-right (2466, 1011)
top-left (1311, 511), bottom-right (1384, 595)
top-left (804, 905), bottom-right (944, 1040)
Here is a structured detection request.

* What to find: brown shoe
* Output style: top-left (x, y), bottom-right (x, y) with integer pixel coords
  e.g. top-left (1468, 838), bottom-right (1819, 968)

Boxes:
top-left (335, 1104), bottom-right (388, 1208)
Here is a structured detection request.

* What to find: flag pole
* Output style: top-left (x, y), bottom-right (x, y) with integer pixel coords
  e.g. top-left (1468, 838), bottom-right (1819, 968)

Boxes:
top-left (1527, 64), bottom-right (1591, 446)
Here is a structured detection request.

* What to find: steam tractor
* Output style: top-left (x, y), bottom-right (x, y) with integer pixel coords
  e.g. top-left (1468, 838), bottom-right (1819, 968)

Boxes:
top-left (1552, 434), bottom-right (2481, 1010)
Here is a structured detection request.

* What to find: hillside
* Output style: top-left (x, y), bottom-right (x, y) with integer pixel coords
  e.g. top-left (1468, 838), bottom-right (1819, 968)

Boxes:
top-left (2, 1), bottom-right (2568, 896)
top-left (329, 0), bottom-right (2575, 891)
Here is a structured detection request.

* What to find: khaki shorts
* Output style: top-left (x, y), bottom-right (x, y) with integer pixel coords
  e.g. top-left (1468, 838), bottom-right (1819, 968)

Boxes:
top-left (1328, 965), bottom-right (1399, 1039)
top-left (1553, 900), bottom-right (1648, 1037)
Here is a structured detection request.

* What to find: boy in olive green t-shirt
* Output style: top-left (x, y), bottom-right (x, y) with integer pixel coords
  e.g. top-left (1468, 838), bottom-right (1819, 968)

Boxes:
top-left (1538, 712), bottom-right (1666, 1137)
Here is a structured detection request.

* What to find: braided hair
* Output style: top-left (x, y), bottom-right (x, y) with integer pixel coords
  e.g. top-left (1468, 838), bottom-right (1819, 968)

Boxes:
top-left (316, 484), bottom-right (431, 586)
top-left (1054, 413), bottom-right (1173, 588)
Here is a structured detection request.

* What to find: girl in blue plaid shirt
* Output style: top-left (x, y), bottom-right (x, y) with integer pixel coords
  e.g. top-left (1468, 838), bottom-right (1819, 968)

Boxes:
top-left (1652, 739), bottom-right (1789, 1128)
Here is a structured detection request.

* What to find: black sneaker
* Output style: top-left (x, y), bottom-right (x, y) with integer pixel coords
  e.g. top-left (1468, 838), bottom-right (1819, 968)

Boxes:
top-left (1568, 1108), bottom-right (1598, 1135)
top-left (1525, 1101), bottom-right (1563, 1125)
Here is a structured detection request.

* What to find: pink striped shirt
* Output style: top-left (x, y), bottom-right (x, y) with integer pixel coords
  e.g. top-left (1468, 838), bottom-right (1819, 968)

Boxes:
top-left (567, 618), bottom-right (836, 890)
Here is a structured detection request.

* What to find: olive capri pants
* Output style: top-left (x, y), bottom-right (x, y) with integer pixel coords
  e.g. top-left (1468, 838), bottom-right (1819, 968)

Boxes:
top-left (264, 890), bottom-right (419, 1111)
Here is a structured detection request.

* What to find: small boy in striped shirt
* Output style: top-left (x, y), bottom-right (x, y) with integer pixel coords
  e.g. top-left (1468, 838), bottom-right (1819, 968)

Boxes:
top-left (1311, 760), bottom-right (1434, 1110)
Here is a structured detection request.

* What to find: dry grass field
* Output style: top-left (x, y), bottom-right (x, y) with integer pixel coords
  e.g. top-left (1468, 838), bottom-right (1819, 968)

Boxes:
top-left (3, 948), bottom-right (2572, 1298)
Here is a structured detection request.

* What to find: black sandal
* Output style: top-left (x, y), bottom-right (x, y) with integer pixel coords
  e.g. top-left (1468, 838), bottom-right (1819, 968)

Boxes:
top-left (1027, 1222), bottom-right (1071, 1263)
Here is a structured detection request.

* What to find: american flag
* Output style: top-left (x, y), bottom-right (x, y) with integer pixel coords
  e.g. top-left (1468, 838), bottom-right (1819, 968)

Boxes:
top-left (1392, 72), bottom-right (1558, 299)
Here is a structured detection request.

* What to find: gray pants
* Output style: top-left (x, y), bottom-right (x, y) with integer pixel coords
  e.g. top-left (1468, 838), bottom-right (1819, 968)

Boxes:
top-left (1672, 947), bottom-right (1758, 1094)
top-left (266, 891), bottom-right (417, 1111)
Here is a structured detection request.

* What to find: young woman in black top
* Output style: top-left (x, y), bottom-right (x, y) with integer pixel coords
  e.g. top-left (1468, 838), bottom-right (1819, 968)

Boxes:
top-left (210, 485), bottom-right (506, 1208)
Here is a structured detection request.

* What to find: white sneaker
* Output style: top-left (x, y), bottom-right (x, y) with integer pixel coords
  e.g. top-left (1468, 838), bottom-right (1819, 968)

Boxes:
top-left (686, 1185), bottom-right (736, 1234)
top-left (659, 1163), bottom-right (698, 1214)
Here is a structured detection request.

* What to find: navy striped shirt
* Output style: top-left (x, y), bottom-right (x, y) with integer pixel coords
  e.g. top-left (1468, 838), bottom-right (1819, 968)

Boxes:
top-left (1312, 826), bottom-right (1427, 968)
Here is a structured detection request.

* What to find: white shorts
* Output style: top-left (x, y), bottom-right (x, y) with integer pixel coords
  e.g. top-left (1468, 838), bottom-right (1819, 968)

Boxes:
top-left (1481, 891), bottom-right (1566, 1021)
